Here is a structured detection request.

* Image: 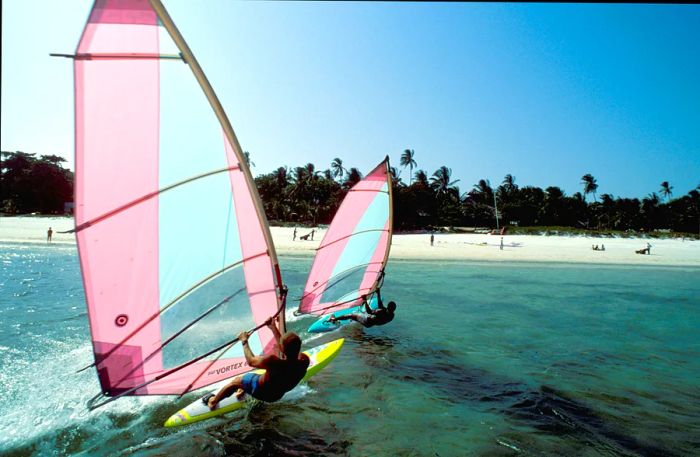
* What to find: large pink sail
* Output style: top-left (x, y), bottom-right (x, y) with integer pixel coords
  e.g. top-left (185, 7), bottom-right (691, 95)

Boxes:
top-left (73, 0), bottom-right (283, 400)
top-left (299, 159), bottom-right (393, 315)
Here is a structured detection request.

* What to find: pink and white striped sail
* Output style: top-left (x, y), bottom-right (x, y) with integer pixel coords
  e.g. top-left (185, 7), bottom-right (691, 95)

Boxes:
top-left (73, 0), bottom-right (282, 398)
top-left (299, 159), bottom-right (393, 316)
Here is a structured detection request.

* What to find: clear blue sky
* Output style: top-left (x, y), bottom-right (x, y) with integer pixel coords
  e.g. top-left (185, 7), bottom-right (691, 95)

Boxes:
top-left (2, 1), bottom-right (699, 199)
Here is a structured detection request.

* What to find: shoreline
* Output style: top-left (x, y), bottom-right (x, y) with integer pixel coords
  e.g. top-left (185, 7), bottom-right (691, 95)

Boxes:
top-left (1, 216), bottom-right (699, 267)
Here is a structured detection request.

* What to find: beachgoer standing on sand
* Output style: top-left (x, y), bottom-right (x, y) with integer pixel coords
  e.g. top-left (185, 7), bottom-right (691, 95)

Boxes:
top-left (500, 237), bottom-right (504, 250)
top-left (47, 227), bottom-right (53, 243)
top-left (293, 227), bottom-right (297, 241)
top-left (647, 242), bottom-right (651, 255)
top-left (430, 233), bottom-right (434, 246)
top-left (310, 229), bottom-right (315, 241)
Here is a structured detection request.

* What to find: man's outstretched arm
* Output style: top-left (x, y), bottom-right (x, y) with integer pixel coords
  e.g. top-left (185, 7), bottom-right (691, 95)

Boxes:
top-left (240, 331), bottom-right (267, 368)
top-left (364, 291), bottom-right (384, 315)
top-left (266, 316), bottom-right (283, 351)
top-left (362, 294), bottom-right (377, 314)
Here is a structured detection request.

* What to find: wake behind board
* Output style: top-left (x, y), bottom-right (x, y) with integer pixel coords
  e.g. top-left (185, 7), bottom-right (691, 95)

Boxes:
top-left (307, 297), bottom-right (379, 334)
top-left (164, 338), bottom-right (344, 427)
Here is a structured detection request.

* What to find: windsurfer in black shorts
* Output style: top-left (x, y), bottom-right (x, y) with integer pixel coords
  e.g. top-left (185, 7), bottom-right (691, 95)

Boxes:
top-left (207, 316), bottom-right (310, 409)
top-left (328, 289), bottom-right (396, 328)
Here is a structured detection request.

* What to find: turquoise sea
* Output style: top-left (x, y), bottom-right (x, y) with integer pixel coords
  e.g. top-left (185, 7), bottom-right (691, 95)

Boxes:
top-left (1, 241), bottom-right (699, 456)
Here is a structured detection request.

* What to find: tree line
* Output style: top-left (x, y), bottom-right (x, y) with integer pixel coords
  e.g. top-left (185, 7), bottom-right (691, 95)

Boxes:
top-left (1, 151), bottom-right (73, 214)
top-left (2, 149), bottom-right (699, 235)
top-left (254, 150), bottom-right (699, 235)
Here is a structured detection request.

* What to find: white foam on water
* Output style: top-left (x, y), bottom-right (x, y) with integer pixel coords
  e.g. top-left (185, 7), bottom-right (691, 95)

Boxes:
top-left (284, 308), bottom-right (305, 323)
top-left (496, 438), bottom-right (522, 452)
top-left (0, 336), bottom-right (171, 451)
top-left (300, 332), bottom-right (327, 347)
top-left (0, 339), bottom-right (94, 449)
top-left (283, 382), bottom-right (315, 402)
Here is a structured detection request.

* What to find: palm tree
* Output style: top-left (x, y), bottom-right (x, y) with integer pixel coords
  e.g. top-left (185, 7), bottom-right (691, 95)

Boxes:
top-left (400, 149), bottom-right (417, 185)
top-left (389, 166), bottom-right (402, 185)
top-left (644, 192), bottom-right (660, 206)
top-left (689, 188), bottom-right (700, 234)
top-left (502, 174), bottom-right (516, 190)
top-left (331, 158), bottom-right (347, 180)
top-left (414, 170), bottom-right (429, 187)
top-left (641, 192), bottom-right (661, 230)
top-left (272, 166), bottom-right (289, 188)
top-left (292, 166), bottom-right (307, 185)
top-left (581, 174), bottom-right (598, 202)
top-left (470, 179), bottom-right (494, 206)
top-left (430, 166), bottom-right (460, 196)
top-left (243, 151), bottom-right (255, 168)
top-left (543, 186), bottom-right (565, 226)
top-left (545, 186), bottom-right (564, 200)
top-left (344, 167), bottom-right (363, 188)
top-left (659, 181), bottom-right (673, 202)
top-left (304, 163), bottom-right (320, 181)
top-left (598, 193), bottom-right (615, 229)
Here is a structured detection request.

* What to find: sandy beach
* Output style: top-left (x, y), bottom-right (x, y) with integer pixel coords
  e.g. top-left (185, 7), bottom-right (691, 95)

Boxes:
top-left (1, 216), bottom-right (698, 267)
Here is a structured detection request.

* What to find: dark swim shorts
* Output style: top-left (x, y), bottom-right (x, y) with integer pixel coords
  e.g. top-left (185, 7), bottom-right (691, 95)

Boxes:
top-left (357, 314), bottom-right (373, 327)
top-left (241, 372), bottom-right (261, 396)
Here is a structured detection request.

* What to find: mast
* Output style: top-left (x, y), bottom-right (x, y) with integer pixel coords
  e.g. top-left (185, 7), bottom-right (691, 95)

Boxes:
top-left (494, 190), bottom-right (500, 231)
top-left (375, 156), bottom-right (393, 292)
top-left (149, 0), bottom-right (286, 333)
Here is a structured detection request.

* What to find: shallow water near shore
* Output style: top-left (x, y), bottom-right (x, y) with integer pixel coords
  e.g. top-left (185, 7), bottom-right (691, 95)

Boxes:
top-left (1, 242), bottom-right (699, 456)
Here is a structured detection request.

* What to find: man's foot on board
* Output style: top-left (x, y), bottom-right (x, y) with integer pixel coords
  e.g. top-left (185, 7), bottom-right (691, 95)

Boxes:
top-left (204, 394), bottom-right (217, 410)
top-left (327, 316), bottom-right (338, 324)
top-left (234, 388), bottom-right (246, 400)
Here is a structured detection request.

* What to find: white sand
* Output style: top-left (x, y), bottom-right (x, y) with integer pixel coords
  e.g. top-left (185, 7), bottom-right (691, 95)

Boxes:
top-left (2, 216), bottom-right (698, 267)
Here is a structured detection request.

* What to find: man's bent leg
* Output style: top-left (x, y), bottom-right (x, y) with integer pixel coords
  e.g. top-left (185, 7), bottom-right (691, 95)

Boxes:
top-left (208, 375), bottom-right (245, 410)
top-left (334, 313), bottom-right (361, 322)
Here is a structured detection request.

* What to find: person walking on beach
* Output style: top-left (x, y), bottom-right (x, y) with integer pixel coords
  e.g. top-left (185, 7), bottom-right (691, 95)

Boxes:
top-left (646, 242), bottom-right (651, 255)
top-left (310, 229), bottom-right (316, 241)
top-left (293, 227), bottom-right (297, 241)
top-left (430, 233), bottom-right (434, 246)
top-left (328, 289), bottom-right (396, 328)
top-left (47, 227), bottom-right (53, 243)
top-left (207, 316), bottom-right (309, 409)
top-left (500, 237), bottom-right (504, 251)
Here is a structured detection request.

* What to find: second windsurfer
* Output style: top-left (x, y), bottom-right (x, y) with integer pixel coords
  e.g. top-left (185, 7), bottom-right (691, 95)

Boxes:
top-left (328, 289), bottom-right (396, 328)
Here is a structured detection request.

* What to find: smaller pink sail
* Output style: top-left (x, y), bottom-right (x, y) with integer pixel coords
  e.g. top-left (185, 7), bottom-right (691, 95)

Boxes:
top-left (299, 159), bottom-right (393, 315)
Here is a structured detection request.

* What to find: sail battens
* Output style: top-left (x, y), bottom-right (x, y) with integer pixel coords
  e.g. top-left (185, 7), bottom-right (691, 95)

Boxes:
top-left (299, 158), bottom-right (393, 316)
top-left (58, 52), bottom-right (184, 61)
top-left (83, 250), bottom-right (267, 376)
top-left (105, 288), bottom-right (247, 390)
top-left (349, 189), bottom-right (390, 194)
top-left (299, 261), bottom-right (385, 300)
top-left (316, 229), bottom-right (390, 251)
top-left (312, 287), bottom-right (381, 314)
top-left (70, 165), bottom-right (241, 234)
